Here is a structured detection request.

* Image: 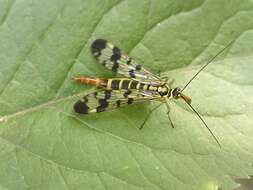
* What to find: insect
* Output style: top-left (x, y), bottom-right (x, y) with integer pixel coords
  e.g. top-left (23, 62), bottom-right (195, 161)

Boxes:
top-left (73, 39), bottom-right (233, 147)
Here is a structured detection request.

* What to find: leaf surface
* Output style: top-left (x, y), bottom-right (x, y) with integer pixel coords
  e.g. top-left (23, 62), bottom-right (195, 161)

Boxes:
top-left (0, 0), bottom-right (253, 190)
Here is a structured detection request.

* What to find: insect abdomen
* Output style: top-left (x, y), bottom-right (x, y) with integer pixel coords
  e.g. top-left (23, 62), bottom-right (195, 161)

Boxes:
top-left (107, 78), bottom-right (150, 90)
top-left (72, 77), bottom-right (107, 87)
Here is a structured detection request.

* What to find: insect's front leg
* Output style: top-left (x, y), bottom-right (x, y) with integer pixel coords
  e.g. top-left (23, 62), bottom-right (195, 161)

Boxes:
top-left (164, 100), bottom-right (175, 128)
top-left (139, 103), bottom-right (163, 130)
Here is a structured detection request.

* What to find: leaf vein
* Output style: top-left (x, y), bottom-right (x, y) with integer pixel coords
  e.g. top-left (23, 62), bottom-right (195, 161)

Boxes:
top-left (0, 0), bottom-right (15, 27)
top-left (0, 1), bottom-right (68, 97)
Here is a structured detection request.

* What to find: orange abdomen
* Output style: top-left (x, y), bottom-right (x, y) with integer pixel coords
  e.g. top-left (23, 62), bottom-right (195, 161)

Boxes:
top-left (72, 77), bottom-right (107, 87)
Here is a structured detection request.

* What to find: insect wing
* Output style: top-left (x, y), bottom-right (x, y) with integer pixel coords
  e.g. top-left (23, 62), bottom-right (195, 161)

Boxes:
top-left (91, 39), bottom-right (161, 81)
top-left (74, 89), bottom-right (161, 114)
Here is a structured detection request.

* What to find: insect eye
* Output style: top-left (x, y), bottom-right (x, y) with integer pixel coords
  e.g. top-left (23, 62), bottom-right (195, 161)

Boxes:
top-left (172, 88), bottom-right (181, 97)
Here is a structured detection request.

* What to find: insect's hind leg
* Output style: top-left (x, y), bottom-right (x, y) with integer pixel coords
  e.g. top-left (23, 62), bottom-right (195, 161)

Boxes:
top-left (139, 103), bottom-right (163, 130)
top-left (165, 101), bottom-right (175, 128)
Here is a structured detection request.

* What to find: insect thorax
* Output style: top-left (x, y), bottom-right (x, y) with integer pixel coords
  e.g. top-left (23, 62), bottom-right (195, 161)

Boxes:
top-left (157, 85), bottom-right (171, 97)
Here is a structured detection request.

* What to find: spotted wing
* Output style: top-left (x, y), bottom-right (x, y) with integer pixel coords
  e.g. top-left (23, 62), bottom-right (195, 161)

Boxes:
top-left (74, 89), bottom-right (161, 114)
top-left (91, 39), bottom-right (161, 82)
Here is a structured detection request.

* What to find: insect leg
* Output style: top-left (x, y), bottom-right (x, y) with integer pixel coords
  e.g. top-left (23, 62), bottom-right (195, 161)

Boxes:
top-left (139, 103), bottom-right (163, 130)
top-left (165, 101), bottom-right (175, 128)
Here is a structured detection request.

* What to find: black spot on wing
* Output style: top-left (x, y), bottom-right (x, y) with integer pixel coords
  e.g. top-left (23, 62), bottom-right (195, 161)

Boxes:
top-left (129, 70), bottom-right (135, 78)
top-left (112, 46), bottom-right (121, 61)
top-left (83, 96), bottom-right (88, 102)
top-left (74, 100), bottom-right (89, 114)
top-left (111, 60), bottom-right (119, 72)
top-left (116, 100), bottom-right (121, 107)
top-left (96, 106), bottom-right (106, 112)
top-left (135, 64), bottom-right (142, 71)
top-left (99, 99), bottom-right (109, 107)
top-left (111, 46), bottom-right (121, 72)
top-left (96, 99), bottom-right (109, 112)
top-left (127, 98), bottom-right (134, 104)
top-left (104, 90), bottom-right (111, 99)
top-left (91, 39), bottom-right (107, 57)
top-left (126, 58), bottom-right (132, 65)
top-left (124, 90), bottom-right (132, 98)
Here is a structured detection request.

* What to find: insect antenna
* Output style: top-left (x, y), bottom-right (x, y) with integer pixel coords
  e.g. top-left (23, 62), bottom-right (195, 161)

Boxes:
top-left (179, 40), bottom-right (235, 147)
top-left (183, 98), bottom-right (221, 148)
top-left (181, 39), bottom-right (235, 92)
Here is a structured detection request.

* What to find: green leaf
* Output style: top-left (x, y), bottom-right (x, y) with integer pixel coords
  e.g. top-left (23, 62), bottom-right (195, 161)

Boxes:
top-left (0, 0), bottom-right (253, 190)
